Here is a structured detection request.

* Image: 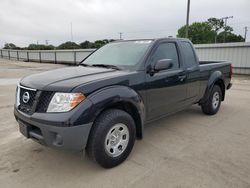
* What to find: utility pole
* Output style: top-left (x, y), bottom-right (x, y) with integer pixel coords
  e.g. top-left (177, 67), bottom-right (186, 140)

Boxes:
top-left (221, 16), bottom-right (233, 43)
top-left (118, 32), bottom-right (123, 40)
top-left (244, 26), bottom-right (248, 42)
top-left (185, 0), bottom-right (191, 38)
top-left (70, 22), bottom-right (74, 42)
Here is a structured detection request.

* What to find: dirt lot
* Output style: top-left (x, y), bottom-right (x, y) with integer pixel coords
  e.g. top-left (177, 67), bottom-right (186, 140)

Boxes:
top-left (0, 58), bottom-right (250, 188)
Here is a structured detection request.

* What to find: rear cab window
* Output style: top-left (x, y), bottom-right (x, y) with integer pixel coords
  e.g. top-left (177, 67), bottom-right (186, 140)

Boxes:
top-left (180, 41), bottom-right (197, 68)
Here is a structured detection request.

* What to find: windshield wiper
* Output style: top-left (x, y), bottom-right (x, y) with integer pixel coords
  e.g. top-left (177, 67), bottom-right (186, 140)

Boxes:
top-left (80, 63), bottom-right (92, 67)
top-left (91, 64), bottom-right (121, 70)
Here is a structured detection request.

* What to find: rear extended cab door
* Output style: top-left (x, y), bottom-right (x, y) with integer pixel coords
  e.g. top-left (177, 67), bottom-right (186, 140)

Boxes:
top-left (178, 41), bottom-right (201, 104)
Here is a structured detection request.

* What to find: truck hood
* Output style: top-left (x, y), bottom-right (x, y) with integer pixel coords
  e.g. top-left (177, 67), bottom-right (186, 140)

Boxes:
top-left (20, 66), bottom-right (125, 91)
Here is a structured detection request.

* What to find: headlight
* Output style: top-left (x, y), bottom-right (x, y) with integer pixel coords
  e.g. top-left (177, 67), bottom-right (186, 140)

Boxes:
top-left (47, 93), bottom-right (85, 112)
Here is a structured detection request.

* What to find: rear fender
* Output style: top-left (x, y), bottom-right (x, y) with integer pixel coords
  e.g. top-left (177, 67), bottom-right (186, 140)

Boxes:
top-left (201, 71), bottom-right (225, 103)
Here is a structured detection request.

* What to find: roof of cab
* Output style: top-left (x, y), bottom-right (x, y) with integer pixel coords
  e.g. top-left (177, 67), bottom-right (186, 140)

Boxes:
top-left (112, 37), bottom-right (190, 43)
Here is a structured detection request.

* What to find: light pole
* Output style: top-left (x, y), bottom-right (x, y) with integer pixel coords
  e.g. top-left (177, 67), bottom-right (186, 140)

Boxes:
top-left (221, 16), bottom-right (233, 43)
top-left (185, 0), bottom-right (191, 38)
top-left (70, 22), bottom-right (74, 42)
top-left (118, 32), bottom-right (123, 40)
top-left (244, 26), bottom-right (248, 42)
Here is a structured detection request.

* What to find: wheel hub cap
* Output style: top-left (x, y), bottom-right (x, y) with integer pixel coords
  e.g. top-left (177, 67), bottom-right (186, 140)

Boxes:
top-left (105, 123), bottom-right (129, 157)
top-left (212, 91), bottom-right (220, 109)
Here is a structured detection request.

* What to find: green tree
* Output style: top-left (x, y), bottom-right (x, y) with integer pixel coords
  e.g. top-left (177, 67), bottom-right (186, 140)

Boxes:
top-left (80, 39), bottom-right (115, 49)
top-left (27, 44), bottom-right (55, 50)
top-left (207, 17), bottom-right (224, 33)
top-left (3, 43), bottom-right (21, 49)
top-left (92, 40), bottom-right (108, 48)
top-left (177, 17), bottom-right (245, 44)
top-left (27, 44), bottom-right (38, 50)
top-left (57, 41), bottom-right (80, 49)
top-left (80, 41), bottom-right (91, 49)
top-left (207, 17), bottom-right (224, 43)
top-left (217, 32), bottom-right (244, 43)
top-left (207, 17), bottom-right (241, 43)
top-left (177, 22), bottom-right (216, 44)
top-left (44, 45), bottom-right (55, 50)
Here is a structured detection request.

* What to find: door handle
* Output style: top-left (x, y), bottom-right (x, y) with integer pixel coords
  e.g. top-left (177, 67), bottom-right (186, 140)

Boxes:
top-left (178, 75), bottom-right (186, 81)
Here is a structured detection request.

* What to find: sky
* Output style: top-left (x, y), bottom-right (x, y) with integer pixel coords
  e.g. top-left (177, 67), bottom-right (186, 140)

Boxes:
top-left (0, 0), bottom-right (250, 47)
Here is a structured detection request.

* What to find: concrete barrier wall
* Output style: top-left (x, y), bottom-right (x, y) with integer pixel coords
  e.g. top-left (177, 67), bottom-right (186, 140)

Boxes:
top-left (1, 42), bottom-right (250, 74)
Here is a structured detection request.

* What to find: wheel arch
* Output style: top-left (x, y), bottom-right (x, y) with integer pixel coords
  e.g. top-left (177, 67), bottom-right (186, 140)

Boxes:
top-left (88, 86), bottom-right (145, 140)
top-left (214, 79), bottom-right (225, 101)
top-left (201, 71), bottom-right (226, 103)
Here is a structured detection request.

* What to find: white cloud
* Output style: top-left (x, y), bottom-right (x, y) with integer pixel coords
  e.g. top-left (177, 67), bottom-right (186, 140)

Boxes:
top-left (0, 0), bottom-right (249, 47)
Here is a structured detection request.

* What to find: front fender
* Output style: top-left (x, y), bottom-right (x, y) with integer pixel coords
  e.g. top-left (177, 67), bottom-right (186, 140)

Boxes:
top-left (88, 85), bottom-right (145, 138)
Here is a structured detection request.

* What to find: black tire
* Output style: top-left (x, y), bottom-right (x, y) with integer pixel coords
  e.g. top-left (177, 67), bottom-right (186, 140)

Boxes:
top-left (201, 85), bottom-right (222, 115)
top-left (86, 109), bottom-right (136, 168)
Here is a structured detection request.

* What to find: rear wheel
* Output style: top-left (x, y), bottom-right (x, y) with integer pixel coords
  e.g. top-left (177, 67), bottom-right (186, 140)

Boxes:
top-left (86, 109), bottom-right (136, 168)
top-left (201, 85), bottom-right (222, 115)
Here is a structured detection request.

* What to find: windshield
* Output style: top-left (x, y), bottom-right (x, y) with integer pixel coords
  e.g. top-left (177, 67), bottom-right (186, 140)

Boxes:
top-left (82, 40), bottom-right (152, 68)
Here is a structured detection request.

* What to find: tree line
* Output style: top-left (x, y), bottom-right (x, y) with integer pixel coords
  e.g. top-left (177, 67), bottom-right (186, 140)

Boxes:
top-left (3, 17), bottom-right (245, 50)
top-left (3, 39), bottom-right (116, 50)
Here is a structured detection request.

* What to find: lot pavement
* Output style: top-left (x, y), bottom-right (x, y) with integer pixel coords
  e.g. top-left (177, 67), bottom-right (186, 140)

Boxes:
top-left (0, 58), bottom-right (250, 188)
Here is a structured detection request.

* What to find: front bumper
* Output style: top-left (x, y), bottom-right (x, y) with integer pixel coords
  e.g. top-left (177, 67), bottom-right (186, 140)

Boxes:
top-left (14, 107), bottom-right (92, 151)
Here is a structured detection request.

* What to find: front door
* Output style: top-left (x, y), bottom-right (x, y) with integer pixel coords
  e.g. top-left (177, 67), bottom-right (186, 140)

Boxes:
top-left (146, 42), bottom-right (187, 121)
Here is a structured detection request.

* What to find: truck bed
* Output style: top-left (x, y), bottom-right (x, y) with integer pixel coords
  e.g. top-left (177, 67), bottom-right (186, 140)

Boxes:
top-left (199, 60), bottom-right (226, 65)
top-left (198, 60), bottom-right (232, 100)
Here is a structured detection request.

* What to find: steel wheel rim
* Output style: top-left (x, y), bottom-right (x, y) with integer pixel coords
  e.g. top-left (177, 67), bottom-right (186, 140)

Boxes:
top-left (212, 91), bottom-right (220, 109)
top-left (104, 123), bottom-right (129, 157)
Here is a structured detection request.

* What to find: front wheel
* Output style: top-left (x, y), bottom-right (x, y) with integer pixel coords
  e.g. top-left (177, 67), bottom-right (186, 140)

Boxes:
top-left (86, 109), bottom-right (136, 168)
top-left (201, 85), bottom-right (222, 115)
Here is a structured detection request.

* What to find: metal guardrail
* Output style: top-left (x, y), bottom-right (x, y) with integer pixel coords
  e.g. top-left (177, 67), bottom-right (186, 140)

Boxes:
top-left (1, 42), bottom-right (250, 74)
top-left (0, 49), bottom-right (95, 65)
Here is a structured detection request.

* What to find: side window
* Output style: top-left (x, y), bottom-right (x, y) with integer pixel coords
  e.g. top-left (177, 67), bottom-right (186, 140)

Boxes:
top-left (152, 43), bottom-right (179, 69)
top-left (180, 42), bottom-right (197, 68)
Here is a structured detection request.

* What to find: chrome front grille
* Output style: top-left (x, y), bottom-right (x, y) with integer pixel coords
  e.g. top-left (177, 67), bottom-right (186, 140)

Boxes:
top-left (16, 84), bottom-right (37, 115)
top-left (16, 84), bottom-right (54, 114)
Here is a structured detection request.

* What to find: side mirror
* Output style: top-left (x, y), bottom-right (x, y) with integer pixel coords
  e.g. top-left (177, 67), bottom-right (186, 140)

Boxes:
top-left (154, 59), bottom-right (173, 72)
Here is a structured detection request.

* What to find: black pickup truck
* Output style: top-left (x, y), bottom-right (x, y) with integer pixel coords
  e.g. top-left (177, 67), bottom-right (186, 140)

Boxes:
top-left (14, 38), bottom-right (232, 168)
